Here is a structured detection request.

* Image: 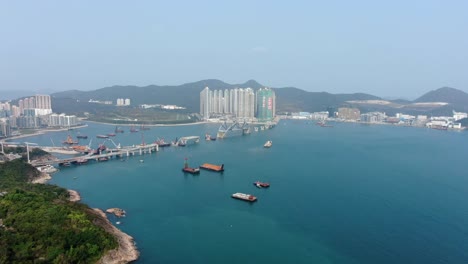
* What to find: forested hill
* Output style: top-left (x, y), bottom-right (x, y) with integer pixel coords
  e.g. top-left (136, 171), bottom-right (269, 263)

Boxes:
top-left (51, 79), bottom-right (379, 113)
top-left (0, 160), bottom-right (117, 263)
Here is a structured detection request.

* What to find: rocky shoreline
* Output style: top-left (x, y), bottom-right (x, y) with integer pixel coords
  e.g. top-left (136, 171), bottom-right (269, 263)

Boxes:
top-left (31, 172), bottom-right (51, 184)
top-left (31, 174), bottom-right (139, 263)
top-left (91, 208), bottom-right (140, 264)
top-left (67, 189), bottom-right (81, 202)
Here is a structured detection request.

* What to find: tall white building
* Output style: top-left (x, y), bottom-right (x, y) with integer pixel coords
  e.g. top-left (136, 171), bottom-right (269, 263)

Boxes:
top-left (199, 87), bottom-right (256, 120)
top-left (200, 87), bottom-right (211, 119)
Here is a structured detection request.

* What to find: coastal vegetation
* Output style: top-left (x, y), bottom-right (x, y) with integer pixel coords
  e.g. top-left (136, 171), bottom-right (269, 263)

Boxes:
top-left (0, 160), bottom-right (117, 263)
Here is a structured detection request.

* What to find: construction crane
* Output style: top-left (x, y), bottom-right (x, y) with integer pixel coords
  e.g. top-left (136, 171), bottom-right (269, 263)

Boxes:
top-left (107, 138), bottom-right (121, 149)
top-left (23, 142), bottom-right (38, 164)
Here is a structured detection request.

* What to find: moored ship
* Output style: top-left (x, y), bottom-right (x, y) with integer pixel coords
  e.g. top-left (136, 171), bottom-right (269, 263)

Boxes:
top-left (232, 193), bottom-right (257, 202)
top-left (182, 158), bottom-right (200, 174)
top-left (200, 163), bottom-right (224, 172)
top-left (155, 138), bottom-right (171, 147)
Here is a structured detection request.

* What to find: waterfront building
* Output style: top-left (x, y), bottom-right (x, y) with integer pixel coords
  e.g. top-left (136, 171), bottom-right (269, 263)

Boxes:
top-left (453, 111), bottom-right (467, 121)
top-left (337, 107), bottom-right (360, 120)
top-left (48, 113), bottom-right (78, 127)
top-left (0, 119), bottom-right (11, 137)
top-left (360, 112), bottom-right (386, 123)
top-left (310, 111), bottom-right (329, 120)
top-left (255, 88), bottom-right (276, 121)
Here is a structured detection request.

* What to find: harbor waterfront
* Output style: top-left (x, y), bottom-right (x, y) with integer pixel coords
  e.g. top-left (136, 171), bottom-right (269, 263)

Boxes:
top-left (20, 120), bottom-right (468, 263)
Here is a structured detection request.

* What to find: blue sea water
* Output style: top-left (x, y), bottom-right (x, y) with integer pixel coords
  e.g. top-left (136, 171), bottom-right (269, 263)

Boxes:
top-left (22, 120), bottom-right (468, 263)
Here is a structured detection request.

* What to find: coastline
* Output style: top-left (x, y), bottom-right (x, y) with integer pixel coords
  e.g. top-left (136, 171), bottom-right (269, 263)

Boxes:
top-left (85, 119), bottom-right (214, 127)
top-left (31, 172), bottom-right (52, 184)
top-left (30, 169), bottom-right (139, 263)
top-left (0, 124), bottom-right (88, 142)
top-left (92, 208), bottom-right (140, 264)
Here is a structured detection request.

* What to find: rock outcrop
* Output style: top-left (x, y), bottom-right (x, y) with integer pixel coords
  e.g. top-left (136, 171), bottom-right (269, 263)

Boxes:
top-left (90, 208), bottom-right (139, 264)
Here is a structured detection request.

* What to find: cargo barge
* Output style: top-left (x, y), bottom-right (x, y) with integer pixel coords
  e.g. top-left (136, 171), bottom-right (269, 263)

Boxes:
top-left (200, 163), bottom-right (224, 172)
top-left (232, 193), bottom-right (257, 202)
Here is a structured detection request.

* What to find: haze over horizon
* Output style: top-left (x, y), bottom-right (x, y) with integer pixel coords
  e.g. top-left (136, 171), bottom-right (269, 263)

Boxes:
top-left (1, 1), bottom-right (467, 99)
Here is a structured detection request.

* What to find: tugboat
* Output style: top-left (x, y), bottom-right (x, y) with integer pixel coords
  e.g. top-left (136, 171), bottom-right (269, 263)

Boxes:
top-left (253, 181), bottom-right (270, 188)
top-left (231, 193), bottom-right (257, 202)
top-left (263, 140), bottom-right (272, 148)
top-left (200, 163), bottom-right (224, 172)
top-left (182, 158), bottom-right (200, 174)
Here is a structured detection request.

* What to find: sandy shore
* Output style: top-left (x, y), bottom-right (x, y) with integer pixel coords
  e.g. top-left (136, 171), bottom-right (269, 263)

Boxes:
top-left (91, 208), bottom-right (140, 264)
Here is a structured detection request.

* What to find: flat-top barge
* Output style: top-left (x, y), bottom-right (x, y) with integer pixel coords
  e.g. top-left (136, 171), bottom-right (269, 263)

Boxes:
top-left (200, 163), bottom-right (224, 172)
top-left (232, 193), bottom-right (257, 202)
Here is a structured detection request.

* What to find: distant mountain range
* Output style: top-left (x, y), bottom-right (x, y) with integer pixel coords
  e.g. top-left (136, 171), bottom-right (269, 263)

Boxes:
top-left (50, 80), bottom-right (468, 116)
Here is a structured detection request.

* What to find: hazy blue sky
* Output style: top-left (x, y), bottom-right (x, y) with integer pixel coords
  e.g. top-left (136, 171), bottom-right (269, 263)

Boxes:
top-left (1, 0), bottom-right (467, 98)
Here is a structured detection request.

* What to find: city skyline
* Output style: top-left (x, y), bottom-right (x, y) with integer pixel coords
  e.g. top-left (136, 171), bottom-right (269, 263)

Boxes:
top-left (200, 87), bottom-right (276, 121)
top-left (1, 1), bottom-right (468, 98)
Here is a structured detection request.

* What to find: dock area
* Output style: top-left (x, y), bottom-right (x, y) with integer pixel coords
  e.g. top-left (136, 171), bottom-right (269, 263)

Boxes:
top-left (31, 143), bottom-right (159, 167)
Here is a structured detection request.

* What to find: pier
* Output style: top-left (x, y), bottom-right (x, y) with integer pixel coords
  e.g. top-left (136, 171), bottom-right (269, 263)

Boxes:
top-left (31, 143), bottom-right (159, 167)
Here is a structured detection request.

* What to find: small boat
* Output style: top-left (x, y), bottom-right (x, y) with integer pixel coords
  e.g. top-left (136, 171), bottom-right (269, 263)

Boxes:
top-left (73, 176), bottom-right (78, 179)
top-left (116, 221), bottom-right (121, 225)
top-left (232, 193), bottom-right (257, 202)
top-left (107, 133), bottom-right (116, 137)
top-left (205, 133), bottom-right (216, 141)
top-left (59, 162), bottom-right (72, 167)
top-left (96, 134), bottom-right (109, 139)
top-left (115, 126), bottom-right (124, 133)
top-left (98, 157), bottom-right (109, 162)
top-left (130, 126), bottom-right (139, 133)
top-left (200, 163), bottom-right (224, 172)
top-left (139, 159), bottom-right (144, 163)
top-left (182, 158), bottom-right (200, 174)
top-left (253, 181), bottom-right (270, 188)
top-left (76, 134), bottom-right (88, 139)
top-left (264, 140), bottom-right (272, 148)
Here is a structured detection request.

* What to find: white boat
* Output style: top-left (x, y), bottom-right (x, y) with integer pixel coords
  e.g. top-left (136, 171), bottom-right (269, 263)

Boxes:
top-left (255, 183), bottom-right (262, 188)
top-left (264, 140), bottom-right (272, 148)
